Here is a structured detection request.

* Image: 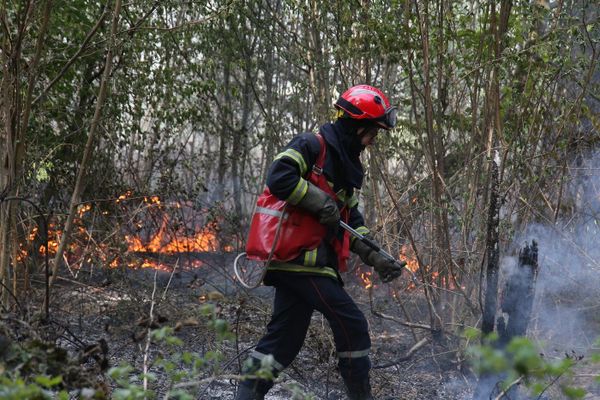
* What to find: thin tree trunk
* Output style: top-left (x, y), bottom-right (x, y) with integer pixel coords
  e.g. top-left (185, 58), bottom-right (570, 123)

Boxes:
top-left (415, 0), bottom-right (447, 333)
top-left (0, 0), bottom-right (51, 306)
top-left (480, 0), bottom-right (512, 336)
top-left (481, 159), bottom-right (500, 335)
top-left (233, 61), bottom-right (254, 216)
top-left (216, 60), bottom-right (231, 203)
top-left (402, 0), bottom-right (441, 334)
top-left (50, 0), bottom-right (122, 284)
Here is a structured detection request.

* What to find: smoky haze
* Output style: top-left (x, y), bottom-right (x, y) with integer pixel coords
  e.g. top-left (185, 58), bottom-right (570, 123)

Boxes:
top-left (467, 151), bottom-right (600, 400)
top-left (515, 150), bottom-right (600, 350)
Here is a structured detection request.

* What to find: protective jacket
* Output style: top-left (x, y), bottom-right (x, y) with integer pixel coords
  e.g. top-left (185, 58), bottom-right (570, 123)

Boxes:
top-left (263, 120), bottom-right (370, 283)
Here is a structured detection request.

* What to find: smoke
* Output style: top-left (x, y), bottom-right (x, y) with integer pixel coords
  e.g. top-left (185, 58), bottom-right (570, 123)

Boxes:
top-left (514, 151), bottom-right (600, 349)
top-left (467, 151), bottom-right (600, 399)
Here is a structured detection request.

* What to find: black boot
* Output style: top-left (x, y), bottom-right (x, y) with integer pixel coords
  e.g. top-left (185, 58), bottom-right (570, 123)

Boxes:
top-left (343, 376), bottom-right (374, 400)
top-left (234, 382), bottom-right (265, 400)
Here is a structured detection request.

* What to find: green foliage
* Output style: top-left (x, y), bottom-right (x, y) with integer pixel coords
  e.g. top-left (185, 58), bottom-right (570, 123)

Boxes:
top-left (108, 364), bottom-right (153, 400)
top-left (200, 303), bottom-right (235, 342)
top-left (0, 301), bottom-right (305, 398)
top-left (104, 303), bottom-right (308, 398)
top-left (0, 335), bottom-right (100, 398)
top-left (465, 329), bottom-right (599, 399)
top-left (4, 0), bottom-right (599, 394)
top-left (0, 375), bottom-right (68, 400)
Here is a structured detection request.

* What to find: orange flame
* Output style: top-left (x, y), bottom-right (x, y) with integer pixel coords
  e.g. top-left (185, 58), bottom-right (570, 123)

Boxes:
top-left (77, 203), bottom-right (92, 218)
top-left (360, 270), bottom-right (374, 289)
top-left (399, 244), bottom-right (419, 273)
top-left (125, 218), bottom-right (218, 254)
top-left (116, 190), bottom-right (133, 203)
top-left (17, 192), bottom-right (229, 271)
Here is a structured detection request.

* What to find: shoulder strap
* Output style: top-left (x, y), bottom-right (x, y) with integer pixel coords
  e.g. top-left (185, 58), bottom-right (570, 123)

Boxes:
top-left (312, 132), bottom-right (326, 176)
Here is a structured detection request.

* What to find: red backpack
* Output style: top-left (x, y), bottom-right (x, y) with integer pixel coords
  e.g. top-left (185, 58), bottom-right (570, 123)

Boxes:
top-left (245, 133), bottom-right (350, 270)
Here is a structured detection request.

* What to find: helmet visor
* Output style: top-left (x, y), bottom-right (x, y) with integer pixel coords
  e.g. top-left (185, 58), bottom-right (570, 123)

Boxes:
top-left (374, 106), bottom-right (397, 129)
top-left (385, 107), bottom-right (397, 129)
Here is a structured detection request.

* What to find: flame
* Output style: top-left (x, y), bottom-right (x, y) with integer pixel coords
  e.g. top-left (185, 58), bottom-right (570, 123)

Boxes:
top-left (125, 218), bottom-right (218, 254)
top-left (118, 194), bottom-right (226, 269)
top-left (16, 191), bottom-right (231, 272)
top-left (116, 190), bottom-right (133, 203)
top-left (360, 270), bottom-right (374, 289)
top-left (77, 203), bottom-right (92, 218)
top-left (16, 247), bottom-right (28, 262)
top-left (399, 244), bottom-right (420, 273)
top-left (28, 226), bottom-right (38, 241)
top-left (38, 222), bottom-right (61, 256)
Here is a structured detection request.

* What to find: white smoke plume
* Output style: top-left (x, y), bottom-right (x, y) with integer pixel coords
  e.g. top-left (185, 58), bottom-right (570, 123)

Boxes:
top-left (468, 151), bottom-right (600, 399)
top-left (515, 151), bottom-right (600, 350)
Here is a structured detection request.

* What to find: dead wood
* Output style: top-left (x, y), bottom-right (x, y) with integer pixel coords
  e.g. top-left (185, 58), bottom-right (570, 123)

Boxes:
top-left (498, 240), bottom-right (539, 346)
top-left (373, 336), bottom-right (430, 369)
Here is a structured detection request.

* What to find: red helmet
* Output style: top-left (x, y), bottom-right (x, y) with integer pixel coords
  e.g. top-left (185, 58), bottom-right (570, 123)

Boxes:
top-left (334, 84), bottom-right (397, 130)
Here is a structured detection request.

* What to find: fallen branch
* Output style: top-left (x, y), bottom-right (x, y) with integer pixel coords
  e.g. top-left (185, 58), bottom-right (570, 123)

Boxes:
top-left (170, 373), bottom-right (248, 390)
top-left (161, 258), bottom-right (179, 301)
top-left (493, 376), bottom-right (523, 400)
top-left (372, 337), bottom-right (430, 369)
top-left (370, 308), bottom-right (433, 331)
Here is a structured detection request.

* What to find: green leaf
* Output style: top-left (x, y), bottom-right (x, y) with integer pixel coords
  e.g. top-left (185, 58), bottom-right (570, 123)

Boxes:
top-left (181, 352), bottom-right (193, 365)
top-left (57, 391), bottom-right (70, 400)
top-left (530, 382), bottom-right (545, 395)
top-left (200, 304), bottom-right (215, 316)
top-left (463, 327), bottom-right (481, 340)
top-left (166, 336), bottom-right (184, 346)
top-left (34, 375), bottom-right (63, 388)
top-left (561, 386), bottom-right (586, 399)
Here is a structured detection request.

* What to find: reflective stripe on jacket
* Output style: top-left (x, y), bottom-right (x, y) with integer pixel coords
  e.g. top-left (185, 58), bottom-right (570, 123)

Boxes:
top-left (264, 132), bottom-right (369, 282)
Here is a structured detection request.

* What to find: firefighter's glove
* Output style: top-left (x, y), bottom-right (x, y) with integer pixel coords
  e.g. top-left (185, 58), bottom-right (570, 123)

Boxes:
top-left (297, 182), bottom-right (340, 230)
top-left (371, 253), bottom-right (404, 283)
top-left (351, 237), bottom-right (376, 265)
top-left (351, 237), bottom-right (405, 283)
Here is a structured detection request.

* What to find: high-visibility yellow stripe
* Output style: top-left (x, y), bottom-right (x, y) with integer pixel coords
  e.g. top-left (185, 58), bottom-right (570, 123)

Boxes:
top-left (337, 348), bottom-right (370, 358)
top-left (286, 178), bottom-right (308, 205)
top-left (267, 262), bottom-right (338, 280)
top-left (351, 226), bottom-right (370, 244)
top-left (355, 226), bottom-right (369, 236)
top-left (274, 149), bottom-right (308, 176)
top-left (250, 350), bottom-right (285, 371)
top-left (304, 249), bottom-right (318, 266)
top-left (347, 194), bottom-right (359, 208)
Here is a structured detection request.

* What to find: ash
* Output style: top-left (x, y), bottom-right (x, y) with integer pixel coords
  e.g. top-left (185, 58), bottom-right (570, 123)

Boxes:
top-left (26, 251), bottom-right (472, 399)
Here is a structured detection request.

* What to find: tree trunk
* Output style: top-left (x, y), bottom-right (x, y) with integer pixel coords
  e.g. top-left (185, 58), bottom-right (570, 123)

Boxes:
top-left (50, 0), bottom-right (122, 284)
top-left (215, 60), bottom-right (231, 204)
top-left (416, 0), bottom-right (448, 333)
top-left (498, 241), bottom-right (539, 346)
top-left (480, 0), bottom-right (512, 336)
top-left (0, 0), bottom-right (52, 307)
top-left (481, 159), bottom-right (500, 335)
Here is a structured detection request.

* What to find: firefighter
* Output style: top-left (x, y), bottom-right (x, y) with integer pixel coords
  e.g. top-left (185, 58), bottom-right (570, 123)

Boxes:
top-left (236, 85), bottom-right (403, 400)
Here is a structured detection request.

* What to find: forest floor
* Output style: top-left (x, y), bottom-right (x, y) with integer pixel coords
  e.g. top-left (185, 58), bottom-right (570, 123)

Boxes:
top-left (3, 251), bottom-right (600, 399)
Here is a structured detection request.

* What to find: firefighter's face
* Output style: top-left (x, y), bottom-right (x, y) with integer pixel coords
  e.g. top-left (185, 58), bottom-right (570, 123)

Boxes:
top-left (358, 126), bottom-right (380, 147)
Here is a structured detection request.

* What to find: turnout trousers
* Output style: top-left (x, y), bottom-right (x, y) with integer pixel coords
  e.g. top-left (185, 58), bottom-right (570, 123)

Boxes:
top-left (240, 272), bottom-right (371, 395)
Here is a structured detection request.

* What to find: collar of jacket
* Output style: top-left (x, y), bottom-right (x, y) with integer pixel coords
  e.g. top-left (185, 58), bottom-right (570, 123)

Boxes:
top-left (319, 120), bottom-right (365, 189)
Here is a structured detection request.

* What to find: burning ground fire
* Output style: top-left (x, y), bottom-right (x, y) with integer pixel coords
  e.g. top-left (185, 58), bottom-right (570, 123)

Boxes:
top-left (356, 244), bottom-right (462, 291)
top-left (357, 244), bottom-right (421, 290)
top-left (17, 192), bottom-right (229, 271)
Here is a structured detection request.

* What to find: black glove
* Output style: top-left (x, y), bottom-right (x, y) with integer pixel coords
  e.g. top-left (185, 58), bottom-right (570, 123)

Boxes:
top-left (351, 237), bottom-right (405, 283)
top-left (296, 182), bottom-right (340, 229)
top-left (370, 252), bottom-right (404, 283)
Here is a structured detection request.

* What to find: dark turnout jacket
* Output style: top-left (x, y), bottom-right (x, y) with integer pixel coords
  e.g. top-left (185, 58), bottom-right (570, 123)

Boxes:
top-left (264, 120), bottom-right (370, 282)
